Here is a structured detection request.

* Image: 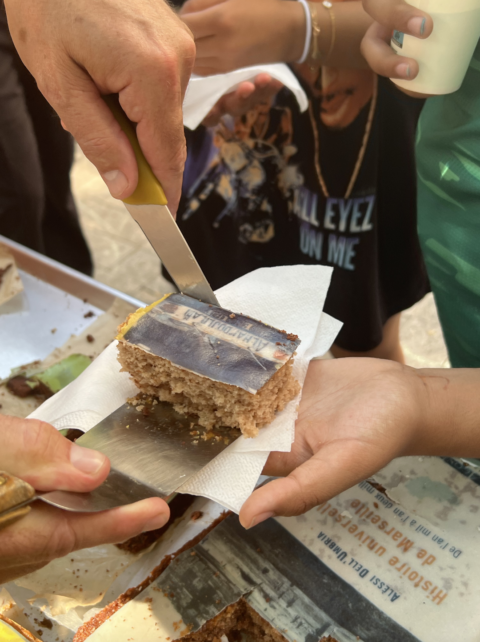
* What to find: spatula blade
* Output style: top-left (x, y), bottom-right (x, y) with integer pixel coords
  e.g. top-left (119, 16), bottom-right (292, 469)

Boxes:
top-left (39, 401), bottom-right (239, 513)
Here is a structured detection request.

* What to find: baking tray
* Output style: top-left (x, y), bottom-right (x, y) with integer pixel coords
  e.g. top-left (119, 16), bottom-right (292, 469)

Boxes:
top-left (0, 235), bottom-right (144, 379)
top-left (0, 235), bottom-right (143, 311)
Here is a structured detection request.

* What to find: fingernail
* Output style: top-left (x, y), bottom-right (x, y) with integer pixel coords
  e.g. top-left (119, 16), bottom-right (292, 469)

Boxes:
top-left (70, 443), bottom-right (107, 475)
top-left (407, 16), bottom-right (426, 37)
top-left (247, 511), bottom-right (275, 530)
top-left (101, 170), bottom-right (128, 198)
top-left (143, 512), bottom-right (170, 531)
top-left (395, 63), bottom-right (411, 79)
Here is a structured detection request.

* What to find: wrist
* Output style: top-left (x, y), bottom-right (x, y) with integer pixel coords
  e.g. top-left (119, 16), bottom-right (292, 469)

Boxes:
top-left (404, 367), bottom-right (480, 459)
top-left (282, 0), bottom-right (306, 63)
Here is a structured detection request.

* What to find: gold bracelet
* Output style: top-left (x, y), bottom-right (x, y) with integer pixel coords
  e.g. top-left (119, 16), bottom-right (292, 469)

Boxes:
top-left (322, 1), bottom-right (336, 63)
top-left (308, 2), bottom-right (322, 64)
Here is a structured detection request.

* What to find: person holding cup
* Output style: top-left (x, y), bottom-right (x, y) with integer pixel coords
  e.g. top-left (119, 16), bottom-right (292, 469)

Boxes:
top-left (361, 0), bottom-right (480, 367)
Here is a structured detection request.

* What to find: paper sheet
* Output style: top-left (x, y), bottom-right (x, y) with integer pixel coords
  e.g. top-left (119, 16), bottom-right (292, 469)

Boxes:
top-left (183, 64), bottom-right (309, 130)
top-left (29, 265), bottom-right (342, 513)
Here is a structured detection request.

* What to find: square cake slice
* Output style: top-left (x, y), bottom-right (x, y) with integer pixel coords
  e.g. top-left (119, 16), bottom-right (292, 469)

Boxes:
top-left (116, 293), bottom-right (300, 437)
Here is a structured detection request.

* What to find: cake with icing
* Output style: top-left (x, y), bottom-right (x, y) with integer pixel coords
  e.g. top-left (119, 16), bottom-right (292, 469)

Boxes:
top-left (116, 293), bottom-right (300, 437)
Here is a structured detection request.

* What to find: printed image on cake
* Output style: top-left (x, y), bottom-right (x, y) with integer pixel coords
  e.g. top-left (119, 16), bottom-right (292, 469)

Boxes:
top-left (116, 294), bottom-right (301, 437)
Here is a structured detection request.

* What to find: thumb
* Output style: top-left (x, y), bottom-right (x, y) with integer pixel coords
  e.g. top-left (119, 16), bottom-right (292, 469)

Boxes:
top-left (363, 0), bottom-right (433, 39)
top-left (41, 62), bottom-right (138, 200)
top-left (1, 416), bottom-right (110, 493)
top-left (239, 441), bottom-right (385, 529)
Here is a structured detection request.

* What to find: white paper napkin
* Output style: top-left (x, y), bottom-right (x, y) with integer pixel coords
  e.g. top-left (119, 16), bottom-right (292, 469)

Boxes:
top-left (29, 266), bottom-right (342, 513)
top-left (183, 64), bottom-right (309, 130)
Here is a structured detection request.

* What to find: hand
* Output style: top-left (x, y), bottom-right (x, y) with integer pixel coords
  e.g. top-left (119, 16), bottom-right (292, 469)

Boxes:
top-left (0, 416), bottom-right (169, 583)
top-left (4, 0), bottom-right (196, 213)
top-left (202, 74), bottom-right (283, 127)
top-left (360, 0), bottom-right (433, 82)
top-left (181, 0), bottom-right (305, 76)
top-left (240, 358), bottom-right (430, 529)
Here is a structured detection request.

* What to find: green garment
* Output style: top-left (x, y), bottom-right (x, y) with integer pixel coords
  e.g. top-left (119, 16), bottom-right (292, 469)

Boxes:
top-left (416, 41), bottom-right (480, 367)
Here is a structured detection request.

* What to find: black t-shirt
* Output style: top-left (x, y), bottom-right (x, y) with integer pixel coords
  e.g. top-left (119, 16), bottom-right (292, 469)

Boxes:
top-left (174, 69), bottom-right (430, 352)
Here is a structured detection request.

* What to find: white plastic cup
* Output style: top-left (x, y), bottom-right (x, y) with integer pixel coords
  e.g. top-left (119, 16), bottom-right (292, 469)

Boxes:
top-left (391, 0), bottom-right (480, 95)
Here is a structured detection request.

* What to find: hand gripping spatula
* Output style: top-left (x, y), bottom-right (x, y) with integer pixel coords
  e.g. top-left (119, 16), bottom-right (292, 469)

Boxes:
top-left (0, 97), bottom-right (236, 528)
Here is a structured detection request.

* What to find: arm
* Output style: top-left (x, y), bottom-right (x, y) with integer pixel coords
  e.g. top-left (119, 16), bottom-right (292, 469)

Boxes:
top-left (0, 416), bottom-right (169, 583)
top-left (239, 358), bottom-right (480, 528)
top-left (180, 0), bottom-right (373, 76)
top-left (4, 0), bottom-right (196, 212)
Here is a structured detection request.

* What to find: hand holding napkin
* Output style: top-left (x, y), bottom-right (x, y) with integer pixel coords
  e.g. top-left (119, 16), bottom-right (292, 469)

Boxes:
top-left (29, 266), bottom-right (341, 513)
top-left (183, 64), bottom-right (308, 130)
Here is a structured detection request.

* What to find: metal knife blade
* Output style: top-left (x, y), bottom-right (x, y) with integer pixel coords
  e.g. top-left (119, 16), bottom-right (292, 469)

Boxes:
top-left (0, 401), bottom-right (239, 520)
top-left (102, 94), bottom-right (219, 306)
top-left (42, 401), bottom-right (239, 511)
top-left (125, 203), bottom-right (218, 305)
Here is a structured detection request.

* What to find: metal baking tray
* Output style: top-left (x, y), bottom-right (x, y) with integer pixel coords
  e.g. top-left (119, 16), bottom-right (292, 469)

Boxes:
top-left (0, 235), bottom-right (143, 379)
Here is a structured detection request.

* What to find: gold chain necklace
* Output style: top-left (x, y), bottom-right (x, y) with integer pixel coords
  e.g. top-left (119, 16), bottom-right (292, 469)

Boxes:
top-left (308, 75), bottom-right (378, 200)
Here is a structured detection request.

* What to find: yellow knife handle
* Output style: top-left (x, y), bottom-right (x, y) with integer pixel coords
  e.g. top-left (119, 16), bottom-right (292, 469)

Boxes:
top-left (0, 471), bottom-right (35, 529)
top-left (103, 95), bottom-right (168, 207)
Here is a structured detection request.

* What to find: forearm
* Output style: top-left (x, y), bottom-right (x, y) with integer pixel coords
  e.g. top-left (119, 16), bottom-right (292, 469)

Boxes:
top-left (307, 1), bottom-right (373, 69)
top-left (407, 367), bottom-right (480, 458)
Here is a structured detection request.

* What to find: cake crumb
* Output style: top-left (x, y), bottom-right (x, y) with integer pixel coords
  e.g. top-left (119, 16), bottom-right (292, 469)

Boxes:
top-left (51, 328), bottom-right (57, 334)
top-left (229, 313), bottom-right (235, 318)
top-left (86, 334), bottom-right (95, 343)
top-left (84, 310), bottom-right (95, 318)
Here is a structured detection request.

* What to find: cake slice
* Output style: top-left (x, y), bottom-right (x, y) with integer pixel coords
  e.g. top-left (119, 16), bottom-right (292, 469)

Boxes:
top-left (116, 293), bottom-right (300, 437)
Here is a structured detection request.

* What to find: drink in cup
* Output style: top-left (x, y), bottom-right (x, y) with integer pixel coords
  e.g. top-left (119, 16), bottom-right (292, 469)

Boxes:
top-left (391, 0), bottom-right (480, 95)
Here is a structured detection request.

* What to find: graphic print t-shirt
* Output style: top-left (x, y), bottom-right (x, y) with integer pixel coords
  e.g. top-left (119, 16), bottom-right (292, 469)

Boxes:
top-left (176, 11), bottom-right (429, 352)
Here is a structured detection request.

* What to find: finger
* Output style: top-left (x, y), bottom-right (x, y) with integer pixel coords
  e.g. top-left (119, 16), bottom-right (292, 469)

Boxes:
top-left (239, 439), bottom-right (388, 529)
top-left (37, 60), bottom-right (138, 200)
top-left (200, 83), bottom-right (255, 127)
top-left (1, 498), bottom-right (169, 573)
top-left (119, 27), bottom-right (195, 213)
top-left (193, 36), bottom-right (227, 60)
top-left (363, 0), bottom-right (433, 38)
top-left (253, 74), bottom-right (282, 91)
top-left (219, 82), bottom-right (255, 111)
top-left (219, 86), bottom-right (263, 117)
top-left (251, 78), bottom-right (283, 103)
top-left (181, 11), bottom-right (218, 40)
top-left (0, 416), bottom-right (109, 492)
top-left (361, 22), bottom-right (419, 79)
top-left (181, 0), bottom-right (227, 16)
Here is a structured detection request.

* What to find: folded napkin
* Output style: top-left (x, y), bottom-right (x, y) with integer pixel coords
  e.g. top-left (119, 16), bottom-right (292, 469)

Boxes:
top-left (183, 64), bottom-right (309, 130)
top-left (29, 266), bottom-right (341, 513)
